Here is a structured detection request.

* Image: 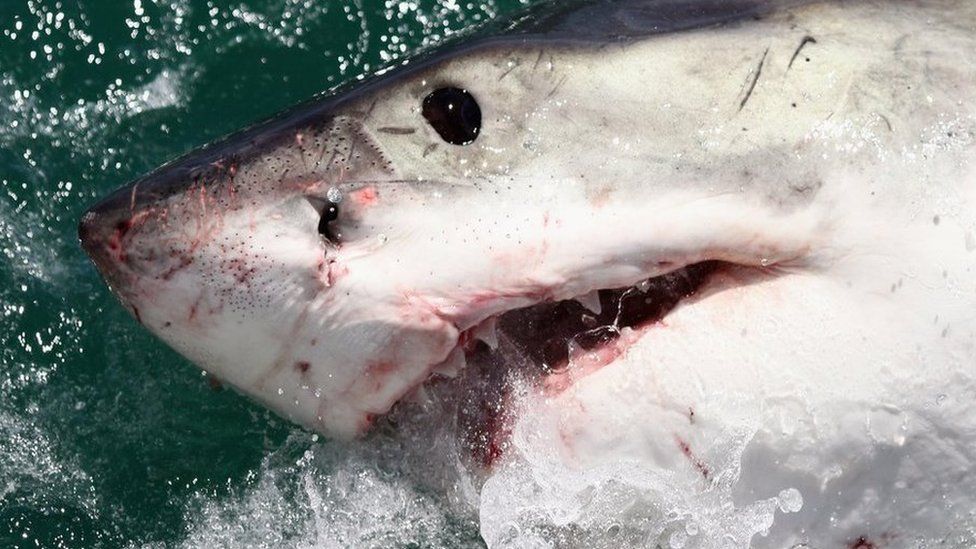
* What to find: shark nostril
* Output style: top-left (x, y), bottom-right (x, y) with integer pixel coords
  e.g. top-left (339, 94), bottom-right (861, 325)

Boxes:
top-left (114, 219), bottom-right (132, 238)
top-left (317, 201), bottom-right (340, 242)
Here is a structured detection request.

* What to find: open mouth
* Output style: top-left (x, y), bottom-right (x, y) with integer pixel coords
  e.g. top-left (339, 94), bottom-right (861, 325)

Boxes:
top-left (443, 261), bottom-right (729, 467)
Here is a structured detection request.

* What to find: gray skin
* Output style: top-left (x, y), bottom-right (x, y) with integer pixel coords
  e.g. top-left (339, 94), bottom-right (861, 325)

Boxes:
top-left (80, 1), bottom-right (976, 545)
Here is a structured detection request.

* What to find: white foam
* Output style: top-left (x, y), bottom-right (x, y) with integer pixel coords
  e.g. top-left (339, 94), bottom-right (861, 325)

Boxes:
top-left (479, 416), bottom-right (792, 549)
top-left (177, 420), bottom-right (481, 548)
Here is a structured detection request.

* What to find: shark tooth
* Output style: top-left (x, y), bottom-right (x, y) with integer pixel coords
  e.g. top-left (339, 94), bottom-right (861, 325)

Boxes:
top-left (576, 290), bottom-right (602, 314)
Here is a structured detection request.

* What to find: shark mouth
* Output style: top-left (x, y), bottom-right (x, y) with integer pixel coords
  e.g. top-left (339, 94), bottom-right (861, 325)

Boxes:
top-left (431, 261), bottom-right (727, 468)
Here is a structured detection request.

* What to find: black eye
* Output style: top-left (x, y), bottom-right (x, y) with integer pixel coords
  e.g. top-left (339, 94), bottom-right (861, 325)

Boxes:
top-left (422, 87), bottom-right (481, 145)
top-left (317, 201), bottom-right (339, 241)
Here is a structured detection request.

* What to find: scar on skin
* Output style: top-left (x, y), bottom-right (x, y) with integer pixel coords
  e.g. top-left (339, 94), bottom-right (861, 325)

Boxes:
top-left (674, 434), bottom-right (710, 480)
top-left (788, 35), bottom-right (817, 70)
top-left (498, 59), bottom-right (520, 81)
top-left (739, 47), bottom-right (769, 111)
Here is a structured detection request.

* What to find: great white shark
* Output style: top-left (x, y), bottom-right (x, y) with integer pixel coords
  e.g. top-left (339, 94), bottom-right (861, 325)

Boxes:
top-left (79, 0), bottom-right (976, 546)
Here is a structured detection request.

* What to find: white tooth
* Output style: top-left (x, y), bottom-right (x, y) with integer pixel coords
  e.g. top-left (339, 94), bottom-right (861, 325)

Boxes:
top-left (432, 347), bottom-right (465, 378)
top-left (577, 290), bottom-right (602, 314)
top-left (473, 317), bottom-right (499, 349)
top-left (406, 385), bottom-right (432, 407)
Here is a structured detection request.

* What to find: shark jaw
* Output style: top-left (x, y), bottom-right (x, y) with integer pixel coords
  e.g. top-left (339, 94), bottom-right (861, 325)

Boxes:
top-left (448, 260), bottom-right (738, 467)
top-left (79, 164), bottom-right (815, 444)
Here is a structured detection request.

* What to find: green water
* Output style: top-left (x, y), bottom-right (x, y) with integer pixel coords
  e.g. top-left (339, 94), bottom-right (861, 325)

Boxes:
top-left (0, 1), bottom-right (536, 546)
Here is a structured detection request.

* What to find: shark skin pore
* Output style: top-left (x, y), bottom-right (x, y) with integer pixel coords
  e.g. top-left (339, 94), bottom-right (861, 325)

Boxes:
top-left (79, 1), bottom-right (976, 546)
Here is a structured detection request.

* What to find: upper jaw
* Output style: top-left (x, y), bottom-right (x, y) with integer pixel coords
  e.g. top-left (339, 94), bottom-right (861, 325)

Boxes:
top-left (79, 172), bottom-right (822, 440)
top-left (306, 191), bottom-right (823, 436)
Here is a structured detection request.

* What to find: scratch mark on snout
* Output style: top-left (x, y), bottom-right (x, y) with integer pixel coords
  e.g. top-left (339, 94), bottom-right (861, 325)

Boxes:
top-left (129, 182), bottom-right (140, 212)
top-left (377, 127), bottom-right (416, 135)
top-left (738, 47), bottom-right (769, 112)
top-left (498, 59), bottom-right (520, 80)
top-left (788, 36), bottom-right (817, 70)
top-left (546, 74), bottom-right (568, 100)
top-left (532, 49), bottom-right (545, 71)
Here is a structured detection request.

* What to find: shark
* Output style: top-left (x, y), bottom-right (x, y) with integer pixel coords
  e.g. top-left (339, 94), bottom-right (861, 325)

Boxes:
top-left (79, 0), bottom-right (976, 546)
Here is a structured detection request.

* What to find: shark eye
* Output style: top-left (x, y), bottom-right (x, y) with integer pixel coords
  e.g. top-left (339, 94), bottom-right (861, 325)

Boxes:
top-left (317, 201), bottom-right (340, 241)
top-left (422, 87), bottom-right (481, 145)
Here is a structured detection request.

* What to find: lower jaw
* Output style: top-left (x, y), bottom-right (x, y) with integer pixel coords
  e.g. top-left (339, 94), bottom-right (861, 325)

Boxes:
top-left (441, 260), bottom-right (761, 468)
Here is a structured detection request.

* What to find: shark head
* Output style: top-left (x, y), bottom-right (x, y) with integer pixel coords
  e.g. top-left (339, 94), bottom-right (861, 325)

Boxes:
top-left (77, 3), bottom-right (831, 440)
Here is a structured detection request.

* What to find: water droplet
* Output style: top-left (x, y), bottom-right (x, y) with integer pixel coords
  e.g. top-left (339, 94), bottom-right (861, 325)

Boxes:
top-left (326, 186), bottom-right (343, 203)
top-left (778, 487), bottom-right (803, 513)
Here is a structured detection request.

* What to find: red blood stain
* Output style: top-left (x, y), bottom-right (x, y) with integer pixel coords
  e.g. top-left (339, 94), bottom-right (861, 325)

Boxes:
top-left (850, 537), bottom-right (877, 549)
top-left (366, 360), bottom-right (398, 378)
top-left (295, 361), bottom-right (311, 374)
top-left (474, 389), bottom-right (512, 469)
top-left (674, 435), bottom-right (710, 480)
top-left (207, 375), bottom-right (223, 391)
top-left (107, 220), bottom-right (132, 262)
top-left (482, 417), bottom-right (511, 468)
top-left (350, 186), bottom-right (379, 207)
top-left (359, 413), bottom-right (377, 432)
top-left (317, 257), bottom-right (346, 287)
top-left (160, 254), bottom-right (194, 281)
top-left (225, 258), bottom-right (256, 284)
top-left (457, 329), bottom-right (474, 350)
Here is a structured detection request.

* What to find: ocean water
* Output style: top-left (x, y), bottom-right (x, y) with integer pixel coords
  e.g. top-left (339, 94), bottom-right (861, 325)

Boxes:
top-left (0, 1), bottom-right (537, 546)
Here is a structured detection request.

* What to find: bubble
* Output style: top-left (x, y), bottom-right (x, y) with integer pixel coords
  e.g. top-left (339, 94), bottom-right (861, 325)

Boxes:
top-left (669, 528), bottom-right (689, 548)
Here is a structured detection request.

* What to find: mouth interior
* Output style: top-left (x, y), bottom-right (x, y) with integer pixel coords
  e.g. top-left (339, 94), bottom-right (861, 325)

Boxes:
top-left (452, 261), bottom-right (723, 466)
top-left (490, 261), bottom-right (721, 372)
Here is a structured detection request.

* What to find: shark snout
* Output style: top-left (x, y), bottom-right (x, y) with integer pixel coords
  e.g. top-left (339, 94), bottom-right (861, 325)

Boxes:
top-left (78, 165), bottom-right (202, 289)
top-left (78, 190), bottom-right (133, 280)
